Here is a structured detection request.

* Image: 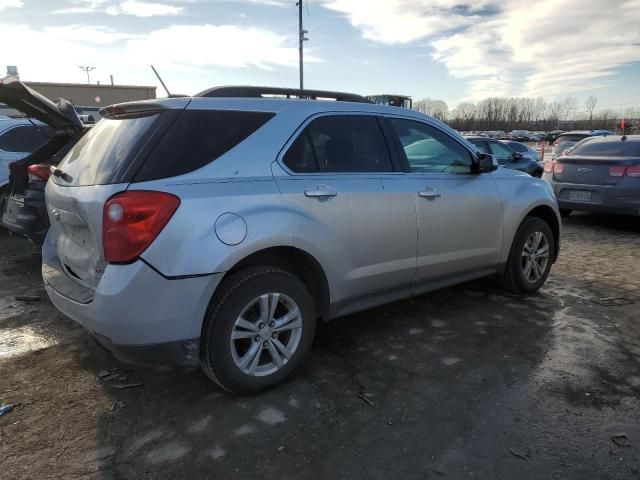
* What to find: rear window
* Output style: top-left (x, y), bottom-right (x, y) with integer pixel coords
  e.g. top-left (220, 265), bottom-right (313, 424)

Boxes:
top-left (570, 140), bottom-right (640, 157)
top-left (134, 110), bottom-right (275, 182)
top-left (55, 113), bottom-right (160, 186)
top-left (54, 109), bottom-right (274, 186)
top-left (557, 134), bottom-right (588, 143)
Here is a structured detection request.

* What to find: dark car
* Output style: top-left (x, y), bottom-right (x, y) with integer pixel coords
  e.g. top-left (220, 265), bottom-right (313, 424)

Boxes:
top-left (0, 76), bottom-right (85, 243)
top-left (543, 135), bottom-right (640, 216)
top-left (465, 136), bottom-right (544, 177)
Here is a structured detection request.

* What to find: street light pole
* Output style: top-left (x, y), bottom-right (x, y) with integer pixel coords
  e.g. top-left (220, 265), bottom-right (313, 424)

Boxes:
top-left (78, 66), bottom-right (95, 84)
top-left (297, 1), bottom-right (308, 91)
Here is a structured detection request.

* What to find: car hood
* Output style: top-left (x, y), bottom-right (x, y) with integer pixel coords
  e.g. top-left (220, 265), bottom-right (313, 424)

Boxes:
top-left (0, 76), bottom-right (83, 132)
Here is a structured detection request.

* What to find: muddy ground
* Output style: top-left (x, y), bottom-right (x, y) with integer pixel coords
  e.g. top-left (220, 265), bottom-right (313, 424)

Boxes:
top-left (1, 213), bottom-right (639, 479)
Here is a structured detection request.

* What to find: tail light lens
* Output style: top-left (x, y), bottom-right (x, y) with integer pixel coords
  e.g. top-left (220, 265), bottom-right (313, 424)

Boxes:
top-left (609, 166), bottom-right (627, 177)
top-left (554, 162), bottom-right (565, 174)
top-left (103, 191), bottom-right (180, 264)
top-left (544, 161), bottom-right (554, 173)
top-left (27, 164), bottom-right (52, 182)
top-left (626, 165), bottom-right (640, 177)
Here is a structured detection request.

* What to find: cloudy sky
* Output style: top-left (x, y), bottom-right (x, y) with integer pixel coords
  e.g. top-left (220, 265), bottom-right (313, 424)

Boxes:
top-left (1, 0), bottom-right (639, 109)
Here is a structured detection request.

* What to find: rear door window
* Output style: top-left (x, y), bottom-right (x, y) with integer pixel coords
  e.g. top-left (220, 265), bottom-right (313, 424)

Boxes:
top-left (0, 125), bottom-right (52, 153)
top-left (283, 115), bottom-right (393, 173)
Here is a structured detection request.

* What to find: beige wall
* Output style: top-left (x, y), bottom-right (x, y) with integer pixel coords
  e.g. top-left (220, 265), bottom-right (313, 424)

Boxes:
top-left (25, 82), bottom-right (157, 107)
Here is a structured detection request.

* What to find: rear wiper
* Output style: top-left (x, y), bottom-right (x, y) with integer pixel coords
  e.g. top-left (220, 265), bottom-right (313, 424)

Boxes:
top-left (51, 167), bottom-right (72, 183)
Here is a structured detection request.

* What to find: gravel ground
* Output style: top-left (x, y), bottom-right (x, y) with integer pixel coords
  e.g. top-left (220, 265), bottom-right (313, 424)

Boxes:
top-left (1, 212), bottom-right (639, 479)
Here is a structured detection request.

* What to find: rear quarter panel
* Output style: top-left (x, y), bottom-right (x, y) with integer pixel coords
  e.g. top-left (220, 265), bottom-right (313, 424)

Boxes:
top-left (137, 177), bottom-right (297, 277)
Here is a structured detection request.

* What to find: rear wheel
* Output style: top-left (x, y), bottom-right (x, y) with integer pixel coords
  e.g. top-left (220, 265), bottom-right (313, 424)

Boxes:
top-left (501, 217), bottom-right (554, 294)
top-left (200, 267), bottom-right (316, 394)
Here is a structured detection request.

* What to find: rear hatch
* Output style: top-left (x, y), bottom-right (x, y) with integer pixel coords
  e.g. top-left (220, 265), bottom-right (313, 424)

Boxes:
top-left (554, 157), bottom-right (636, 185)
top-left (45, 103), bottom-right (183, 291)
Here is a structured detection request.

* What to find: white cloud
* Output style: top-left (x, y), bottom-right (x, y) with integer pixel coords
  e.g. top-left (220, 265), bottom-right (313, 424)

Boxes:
top-left (0, 0), bottom-right (23, 10)
top-left (0, 22), bottom-right (310, 89)
top-left (324, 0), bottom-right (493, 44)
top-left (125, 24), bottom-right (312, 70)
top-left (55, 0), bottom-right (183, 16)
top-left (323, 0), bottom-right (640, 100)
top-left (115, 1), bottom-right (182, 16)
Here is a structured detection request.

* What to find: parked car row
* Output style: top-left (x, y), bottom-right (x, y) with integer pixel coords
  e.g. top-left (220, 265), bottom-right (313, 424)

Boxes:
top-left (0, 79), bottom-right (562, 393)
top-left (465, 136), bottom-right (544, 177)
top-left (551, 130), bottom-right (614, 158)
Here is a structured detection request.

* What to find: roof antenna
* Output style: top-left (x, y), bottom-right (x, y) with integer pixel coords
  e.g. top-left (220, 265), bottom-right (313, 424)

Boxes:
top-left (150, 65), bottom-right (171, 97)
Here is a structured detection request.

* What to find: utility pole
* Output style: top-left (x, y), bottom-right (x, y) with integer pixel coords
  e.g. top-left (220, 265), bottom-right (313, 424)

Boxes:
top-left (297, 1), bottom-right (308, 90)
top-left (78, 66), bottom-right (95, 84)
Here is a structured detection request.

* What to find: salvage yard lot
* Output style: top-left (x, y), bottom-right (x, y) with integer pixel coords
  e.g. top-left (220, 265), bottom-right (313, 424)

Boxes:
top-left (1, 213), bottom-right (639, 479)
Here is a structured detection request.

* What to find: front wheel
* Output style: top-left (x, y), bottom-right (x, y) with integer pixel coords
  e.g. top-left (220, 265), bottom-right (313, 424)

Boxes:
top-left (501, 217), bottom-right (555, 294)
top-left (200, 267), bottom-right (316, 394)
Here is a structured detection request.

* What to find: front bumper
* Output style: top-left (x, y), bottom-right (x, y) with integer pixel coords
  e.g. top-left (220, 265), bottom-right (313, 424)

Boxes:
top-left (543, 176), bottom-right (640, 216)
top-left (42, 234), bottom-right (224, 366)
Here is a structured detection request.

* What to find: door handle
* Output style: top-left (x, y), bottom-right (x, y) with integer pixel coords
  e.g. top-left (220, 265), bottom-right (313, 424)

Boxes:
top-left (304, 186), bottom-right (338, 198)
top-left (418, 188), bottom-right (441, 199)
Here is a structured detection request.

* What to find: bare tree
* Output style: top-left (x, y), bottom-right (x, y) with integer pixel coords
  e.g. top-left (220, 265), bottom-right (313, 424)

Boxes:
top-left (414, 98), bottom-right (449, 121)
top-left (585, 95), bottom-right (597, 125)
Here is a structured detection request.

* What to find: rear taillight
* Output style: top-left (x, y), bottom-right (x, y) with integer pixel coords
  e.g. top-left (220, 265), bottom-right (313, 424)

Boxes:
top-left (544, 161), bottom-right (554, 173)
top-left (626, 165), bottom-right (640, 177)
top-left (103, 191), bottom-right (180, 264)
top-left (554, 162), bottom-right (565, 174)
top-left (609, 166), bottom-right (627, 177)
top-left (27, 164), bottom-right (52, 182)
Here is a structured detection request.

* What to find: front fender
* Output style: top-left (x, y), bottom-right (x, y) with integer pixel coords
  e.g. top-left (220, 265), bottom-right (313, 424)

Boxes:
top-left (495, 173), bottom-right (561, 264)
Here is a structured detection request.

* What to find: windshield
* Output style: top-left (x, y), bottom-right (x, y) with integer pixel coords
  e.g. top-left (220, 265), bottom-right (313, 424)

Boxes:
top-left (54, 113), bottom-right (160, 186)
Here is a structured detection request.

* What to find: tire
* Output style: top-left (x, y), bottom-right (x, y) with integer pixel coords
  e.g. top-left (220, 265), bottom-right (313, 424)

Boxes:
top-left (559, 208), bottom-right (571, 218)
top-left (501, 217), bottom-right (555, 294)
top-left (200, 266), bottom-right (316, 394)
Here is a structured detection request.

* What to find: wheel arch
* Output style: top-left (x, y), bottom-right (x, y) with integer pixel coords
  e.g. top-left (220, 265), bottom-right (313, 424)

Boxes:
top-left (523, 204), bottom-right (561, 262)
top-left (219, 246), bottom-right (331, 320)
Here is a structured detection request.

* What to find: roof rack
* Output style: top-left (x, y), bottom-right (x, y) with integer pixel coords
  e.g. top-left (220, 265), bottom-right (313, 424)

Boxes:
top-left (195, 86), bottom-right (373, 104)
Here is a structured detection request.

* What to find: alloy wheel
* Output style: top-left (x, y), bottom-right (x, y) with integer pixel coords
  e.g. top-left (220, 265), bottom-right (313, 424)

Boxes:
top-left (230, 293), bottom-right (303, 376)
top-left (521, 231), bottom-right (550, 283)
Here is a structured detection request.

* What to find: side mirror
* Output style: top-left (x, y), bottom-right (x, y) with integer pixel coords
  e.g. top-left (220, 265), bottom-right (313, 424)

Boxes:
top-left (474, 153), bottom-right (498, 173)
top-left (513, 152), bottom-right (523, 161)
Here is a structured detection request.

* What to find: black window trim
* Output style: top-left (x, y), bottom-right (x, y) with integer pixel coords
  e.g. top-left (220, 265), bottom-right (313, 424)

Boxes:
top-left (382, 114), bottom-right (479, 175)
top-left (277, 111), bottom-right (404, 176)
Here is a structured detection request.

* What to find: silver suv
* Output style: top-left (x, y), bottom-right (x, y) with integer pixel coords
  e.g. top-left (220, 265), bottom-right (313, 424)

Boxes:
top-left (43, 87), bottom-right (561, 394)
